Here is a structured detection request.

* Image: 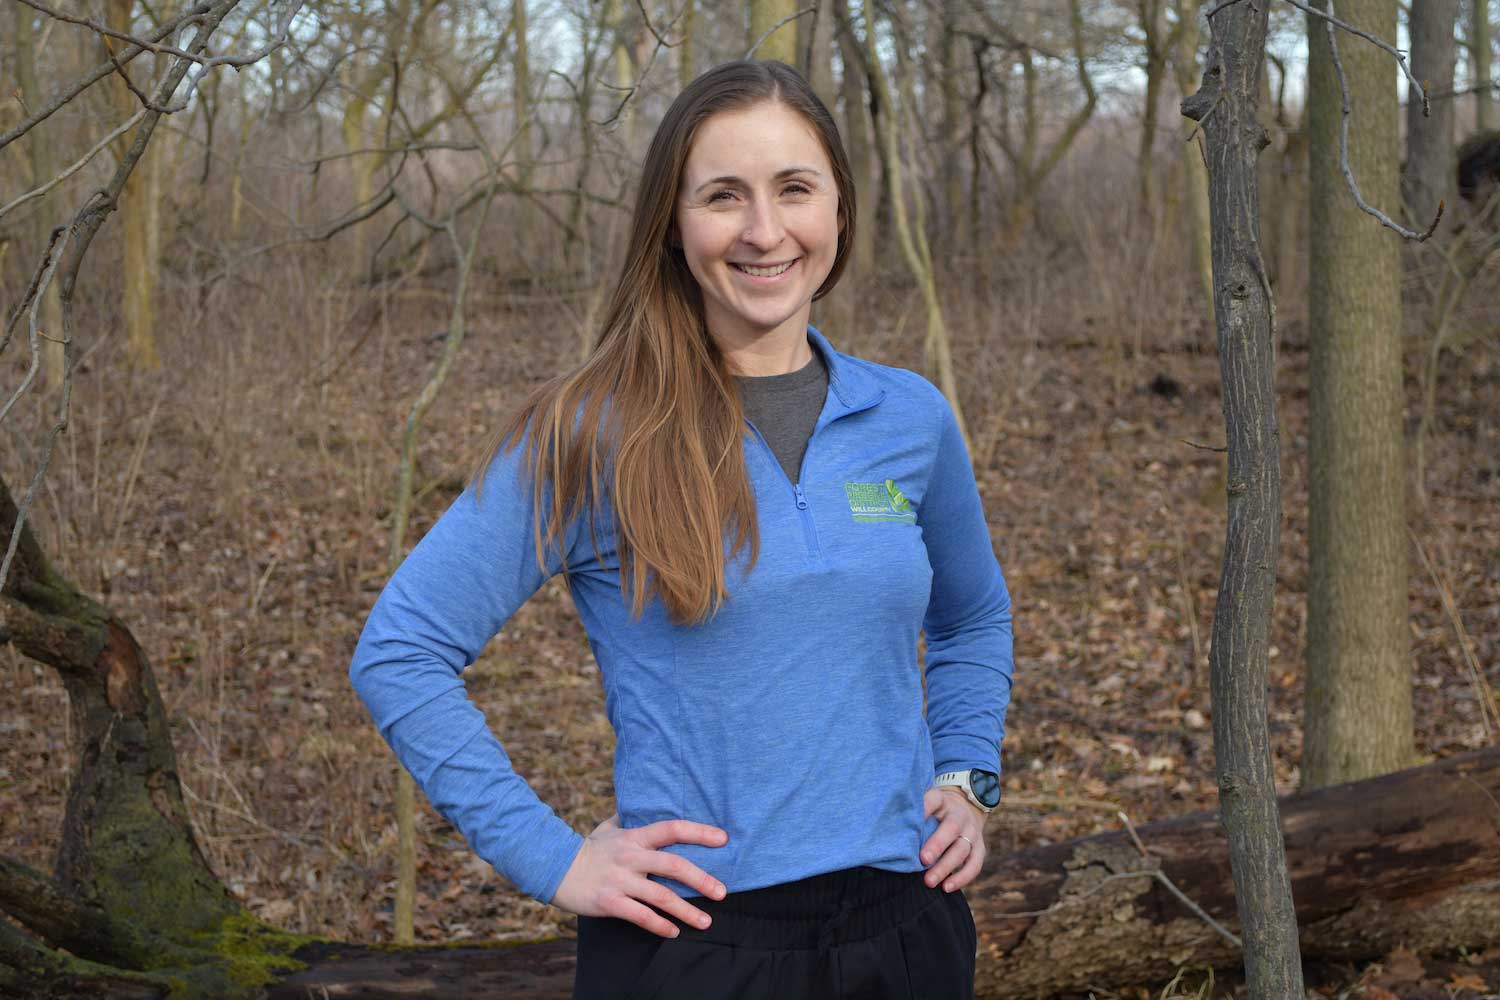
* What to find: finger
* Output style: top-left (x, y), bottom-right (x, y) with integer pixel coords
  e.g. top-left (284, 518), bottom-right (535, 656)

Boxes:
top-left (607, 893), bottom-right (685, 940)
top-left (644, 819), bottom-right (729, 851)
top-left (940, 844), bottom-right (984, 892)
top-left (648, 849), bottom-right (727, 902)
top-left (923, 833), bottom-right (973, 888)
top-left (919, 822), bottom-right (960, 867)
top-left (638, 879), bottom-right (716, 932)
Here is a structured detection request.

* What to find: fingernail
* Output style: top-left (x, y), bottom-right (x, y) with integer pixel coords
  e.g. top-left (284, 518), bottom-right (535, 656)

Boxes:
top-left (713, 884), bottom-right (726, 899)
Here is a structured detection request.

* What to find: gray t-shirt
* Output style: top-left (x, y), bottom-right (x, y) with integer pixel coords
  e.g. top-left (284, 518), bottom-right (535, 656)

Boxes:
top-left (734, 345), bottom-right (829, 484)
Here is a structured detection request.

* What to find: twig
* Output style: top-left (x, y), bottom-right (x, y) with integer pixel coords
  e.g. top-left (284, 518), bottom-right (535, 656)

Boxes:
top-left (0, 110), bottom-right (147, 223)
top-left (0, 1), bottom-right (210, 152)
top-left (635, 0), bottom-right (687, 48)
top-left (1411, 530), bottom-right (1500, 738)
top-left (1181, 438), bottom-right (1229, 453)
top-left (13, 0), bottom-right (216, 65)
top-left (1316, 0), bottom-right (1441, 241)
top-left (1288, 0), bottom-right (1428, 116)
top-left (1118, 811), bottom-right (1243, 950)
top-left (745, 5), bottom-right (817, 59)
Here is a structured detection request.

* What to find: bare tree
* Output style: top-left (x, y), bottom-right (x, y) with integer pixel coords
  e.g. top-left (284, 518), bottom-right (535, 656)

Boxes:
top-left (1303, 0), bottom-right (1415, 790)
top-left (1472, 0), bottom-right (1494, 128)
top-left (974, 0), bottom-right (1098, 246)
top-left (1173, 0), bottom-right (1216, 314)
top-left (1404, 0), bottom-right (1459, 225)
top-left (1181, 3), bottom-right (1304, 994)
top-left (856, 0), bottom-right (971, 451)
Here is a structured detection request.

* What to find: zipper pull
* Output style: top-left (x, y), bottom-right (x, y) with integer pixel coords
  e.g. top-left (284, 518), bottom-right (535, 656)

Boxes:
top-left (794, 483), bottom-right (809, 510)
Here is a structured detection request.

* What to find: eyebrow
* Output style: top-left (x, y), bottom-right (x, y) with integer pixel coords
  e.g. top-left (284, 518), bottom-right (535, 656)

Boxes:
top-left (691, 166), bottom-right (825, 196)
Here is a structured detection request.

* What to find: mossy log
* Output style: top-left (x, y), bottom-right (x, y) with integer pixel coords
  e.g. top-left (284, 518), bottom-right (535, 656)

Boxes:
top-left (5, 459), bottom-right (1499, 997)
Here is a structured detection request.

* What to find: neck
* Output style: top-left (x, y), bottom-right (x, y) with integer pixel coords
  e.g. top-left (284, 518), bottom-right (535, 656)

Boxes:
top-left (713, 316), bottom-right (814, 377)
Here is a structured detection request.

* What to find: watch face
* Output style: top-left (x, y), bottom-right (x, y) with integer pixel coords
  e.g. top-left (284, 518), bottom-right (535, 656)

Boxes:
top-left (969, 769), bottom-right (1001, 808)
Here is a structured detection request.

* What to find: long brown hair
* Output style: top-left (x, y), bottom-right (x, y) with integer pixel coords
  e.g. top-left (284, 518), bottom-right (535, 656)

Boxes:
top-left (470, 59), bottom-right (856, 626)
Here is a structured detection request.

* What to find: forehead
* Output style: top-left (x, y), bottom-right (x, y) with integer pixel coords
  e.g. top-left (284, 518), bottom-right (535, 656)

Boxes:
top-left (681, 102), bottom-right (830, 181)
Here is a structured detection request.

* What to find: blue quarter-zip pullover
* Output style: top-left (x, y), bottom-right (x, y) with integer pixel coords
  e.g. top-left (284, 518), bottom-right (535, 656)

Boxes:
top-left (348, 325), bottom-right (1014, 907)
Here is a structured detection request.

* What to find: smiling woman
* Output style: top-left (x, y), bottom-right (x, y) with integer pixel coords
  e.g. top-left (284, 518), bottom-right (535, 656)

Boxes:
top-left (673, 103), bottom-right (842, 375)
top-left (348, 59), bottom-right (1013, 1000)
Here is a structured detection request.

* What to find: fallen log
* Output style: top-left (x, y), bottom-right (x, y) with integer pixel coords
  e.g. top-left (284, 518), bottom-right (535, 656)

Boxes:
top-left (264, 747), bottom-right (1500, 999)
top-left (971, 745), bottom-right (1500, 997)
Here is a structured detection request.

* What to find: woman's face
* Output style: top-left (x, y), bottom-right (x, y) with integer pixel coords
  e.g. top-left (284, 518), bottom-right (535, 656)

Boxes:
top-left (674, 101), bottom-right (840, 354)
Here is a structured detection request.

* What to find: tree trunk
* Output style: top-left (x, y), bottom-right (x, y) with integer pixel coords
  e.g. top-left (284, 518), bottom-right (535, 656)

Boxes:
top-left (749, 0), bottom-right (797, 62)
top-left (1173, 0), bottom-right (1215, 320)
top-left (1182, 4), bottom-right (1305, 996)
top-left (800, 0), bottom-right (836, 110)
top-left (106, 0), bottom-right (160, 373)
top-left (0, 476), bottom-right (305, 997)
top-left (835, 0), bottom-right (877, 277)
top-left (1303, 0), bottom-right (1414, 789)
top-left (1404, 0), bottom-right (1459, 226)
top-left (13, 1), bottom-right (67, 392)
top-left (968, 747), bottom-right (1500, 998)
top-left (1257, 56), bottom-right (1285, 289)
top-left (513, 0), bottom-right (533, 262)
top-left (938, 0), bottom-right (965, 252)
top-left (678, 0), bottom-right (695, 87)
top-left (1473, 0), bottom-right (1494, 129)
top-left (1137, 0), bottom-right (1170, 217)
top-left (861, 1), bottom-right (971, 452)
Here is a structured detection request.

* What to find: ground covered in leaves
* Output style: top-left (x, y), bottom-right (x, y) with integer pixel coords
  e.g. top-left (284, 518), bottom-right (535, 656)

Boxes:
top-left (2, 242), bottom-right (1496, 998)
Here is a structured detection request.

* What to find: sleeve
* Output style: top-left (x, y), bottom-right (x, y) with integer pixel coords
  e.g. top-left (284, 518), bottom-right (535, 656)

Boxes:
top-left (916, 393), bottom-right (1015, 781)
top-left (347, 432), bottom-right (588, 906)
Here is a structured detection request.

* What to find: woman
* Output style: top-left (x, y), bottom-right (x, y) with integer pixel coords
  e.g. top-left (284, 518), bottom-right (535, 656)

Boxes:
top-left (348, 59), bottom-right (1013, 999)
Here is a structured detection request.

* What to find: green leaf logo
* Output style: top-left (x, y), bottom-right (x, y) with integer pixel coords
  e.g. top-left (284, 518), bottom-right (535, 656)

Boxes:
top-left (884, 478), bottom-right (911, 513)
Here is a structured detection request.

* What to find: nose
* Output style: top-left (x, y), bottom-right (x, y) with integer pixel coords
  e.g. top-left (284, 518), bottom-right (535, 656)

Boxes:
top-left (740, 197), bottom-right (785, 251)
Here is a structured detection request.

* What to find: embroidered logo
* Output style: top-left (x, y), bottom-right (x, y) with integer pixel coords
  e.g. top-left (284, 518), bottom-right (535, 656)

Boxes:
top-left (845, 479), bottom-right (917, 524)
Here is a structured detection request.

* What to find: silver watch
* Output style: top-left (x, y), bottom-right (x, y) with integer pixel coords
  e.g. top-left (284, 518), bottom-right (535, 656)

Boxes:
top-left (933, 768), bottom-right (1001, 815)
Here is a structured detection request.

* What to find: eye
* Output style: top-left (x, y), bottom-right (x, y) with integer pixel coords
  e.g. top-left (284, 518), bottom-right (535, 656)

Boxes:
top-left (706, 190), bottom-right (736, 204)
top-left (783, 182), bottom-right (812, 195)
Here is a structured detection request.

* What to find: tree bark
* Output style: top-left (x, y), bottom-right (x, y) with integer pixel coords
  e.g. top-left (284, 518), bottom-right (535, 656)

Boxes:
top-left (1173, 0), bottom-right (1216, 319)
top-left (1404, 0), bottom-right (1459, 226)
top-left (835, 0), bottom-right (877, 277)
top-left (106, 0), bottom-right (160, 373)
top-left (13, 0), bottom-right (67, 392)
top-left (0, 476), bottom-right (306, 997)
top-left (513, 0), bottom-right (533, 260)
top-left (749, 0), bottom-right (797, 62)
top-left (1473, 0), bottom-right (1494, 129)
top-left (1303, 0), bottom-right (1414, 789)
top-left (1182, 3), bottom-right (1305, 996)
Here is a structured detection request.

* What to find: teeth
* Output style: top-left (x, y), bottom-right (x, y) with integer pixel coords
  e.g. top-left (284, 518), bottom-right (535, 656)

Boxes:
top-left (736, 260), bottom-right (795, 277)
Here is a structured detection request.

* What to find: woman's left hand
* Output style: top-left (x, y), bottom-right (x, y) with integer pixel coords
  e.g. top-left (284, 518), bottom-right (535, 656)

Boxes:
top-left (919, 787), bottom-right (987, 892)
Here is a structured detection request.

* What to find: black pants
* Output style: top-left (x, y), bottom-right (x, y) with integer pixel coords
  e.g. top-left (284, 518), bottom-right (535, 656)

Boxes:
top-left (572, 865), bottom-right (976, 1000)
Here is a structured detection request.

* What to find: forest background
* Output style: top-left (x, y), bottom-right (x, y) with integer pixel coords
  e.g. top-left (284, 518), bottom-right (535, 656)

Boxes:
top-left (1, 0), bottom-right (1497, 996)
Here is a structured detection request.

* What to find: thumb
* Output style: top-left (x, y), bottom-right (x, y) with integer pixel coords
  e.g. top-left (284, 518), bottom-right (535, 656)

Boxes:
top-left (923, 787), bottom-right (941, 821)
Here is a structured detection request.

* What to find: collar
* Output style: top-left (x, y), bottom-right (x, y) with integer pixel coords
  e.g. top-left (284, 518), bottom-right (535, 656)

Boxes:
top-left (806, 324), bottom-right (885, 415)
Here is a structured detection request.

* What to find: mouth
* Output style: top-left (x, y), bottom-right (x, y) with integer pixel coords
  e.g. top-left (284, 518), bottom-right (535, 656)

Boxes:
top-left (730, 258), bottom-right (800, 279)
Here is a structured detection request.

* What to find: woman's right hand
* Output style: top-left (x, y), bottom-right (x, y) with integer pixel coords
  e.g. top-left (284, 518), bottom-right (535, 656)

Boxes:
top-left (552, 812), bottom-right (730, 939)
